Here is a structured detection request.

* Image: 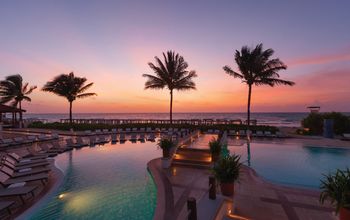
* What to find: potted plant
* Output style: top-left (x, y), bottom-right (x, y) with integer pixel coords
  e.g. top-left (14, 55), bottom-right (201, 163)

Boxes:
top-left (157, 138), bottom-right (174, 158)
top-left (212, 154), bottom-right (242, 196)
top-left (209, 138), bottom-right (221, 163)
top-left (320, 168), bottom-right (350, 220)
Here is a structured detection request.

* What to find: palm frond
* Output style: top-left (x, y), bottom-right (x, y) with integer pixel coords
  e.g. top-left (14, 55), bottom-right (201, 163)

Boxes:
top-left (76, 93), bottom-right (97, 99)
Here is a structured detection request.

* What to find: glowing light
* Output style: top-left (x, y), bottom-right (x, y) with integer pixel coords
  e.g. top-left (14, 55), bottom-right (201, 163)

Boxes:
top-left (58, 193), bottom-right (65, 199)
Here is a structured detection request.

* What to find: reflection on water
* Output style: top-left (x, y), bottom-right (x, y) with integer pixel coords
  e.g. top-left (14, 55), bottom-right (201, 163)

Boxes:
top-left (30, 141), bottom-right (160, 220)
top-left (227, 137), bottom-right (350, 188)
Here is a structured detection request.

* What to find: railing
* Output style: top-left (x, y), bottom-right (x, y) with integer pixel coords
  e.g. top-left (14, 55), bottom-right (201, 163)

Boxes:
top-left (59, 118), bottom-right (244, 125)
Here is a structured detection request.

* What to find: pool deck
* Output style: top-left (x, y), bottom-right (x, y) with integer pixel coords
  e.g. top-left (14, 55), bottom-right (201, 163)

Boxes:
top-left (148, 158), bottom-right (338, 220)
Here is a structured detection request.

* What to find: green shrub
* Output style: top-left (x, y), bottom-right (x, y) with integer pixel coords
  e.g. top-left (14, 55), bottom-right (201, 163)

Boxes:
top-left (302, 112), bottom-right (350, 135)
top-left (320, 168), bottom-right (350, 213)
top-left (209, 138), bottom-right (221, 155)
top-left (212, 154), bottom-right (242, 183)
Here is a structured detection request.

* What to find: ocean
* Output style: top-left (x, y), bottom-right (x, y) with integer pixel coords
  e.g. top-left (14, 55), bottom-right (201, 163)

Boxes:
top-left (23, 112), bottom-right (320, 127)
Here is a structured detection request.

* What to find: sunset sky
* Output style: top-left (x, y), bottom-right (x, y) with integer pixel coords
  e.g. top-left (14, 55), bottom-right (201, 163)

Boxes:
top-left (0, 1), bottom-right (349, 113)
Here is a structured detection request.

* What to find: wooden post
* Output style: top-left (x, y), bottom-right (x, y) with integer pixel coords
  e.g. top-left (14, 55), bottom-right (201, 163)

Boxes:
top-left (209, 176), bottom-right (216, 200)
top-left (187, 197), bottom-right (197, 220)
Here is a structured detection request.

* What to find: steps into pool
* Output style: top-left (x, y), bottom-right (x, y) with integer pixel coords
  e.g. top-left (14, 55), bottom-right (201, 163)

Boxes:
top-left (172, 148), bottom-right (212, 169)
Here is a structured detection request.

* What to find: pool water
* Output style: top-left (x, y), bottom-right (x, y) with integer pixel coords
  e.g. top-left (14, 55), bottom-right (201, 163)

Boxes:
top-left (227, 138), bottom-right (350, 189)
top-left (28, 141), bottom-right (160, 220)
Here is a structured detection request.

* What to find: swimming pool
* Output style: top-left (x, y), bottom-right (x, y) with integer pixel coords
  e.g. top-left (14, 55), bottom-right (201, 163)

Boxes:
top-left (227, 138), bottom-right (350, 189)
top-left (27, 141), bottom-right (160, 220)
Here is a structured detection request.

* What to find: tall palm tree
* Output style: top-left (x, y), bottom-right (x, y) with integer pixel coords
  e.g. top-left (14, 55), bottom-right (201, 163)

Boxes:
top-left (143, 50), bottom-right (197, 125)
top-left (42, 72), bottom-right (96, 123)
top-left (223, 44), bottom-right (295, 132)
top-left (0, 74), bottom-right (37, 123)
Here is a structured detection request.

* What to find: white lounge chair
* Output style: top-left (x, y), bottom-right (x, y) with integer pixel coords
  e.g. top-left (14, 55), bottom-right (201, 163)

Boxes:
top-left (147, 134), bottom-right (156, 142)
top-left (119, 134), bottom-right (126, 142)
top-left (138, 134), bottom-right (145, 141)
top-left (129, 134), bottom-right (137, 142)
top-left (111, 133), bottom-right (118, 143)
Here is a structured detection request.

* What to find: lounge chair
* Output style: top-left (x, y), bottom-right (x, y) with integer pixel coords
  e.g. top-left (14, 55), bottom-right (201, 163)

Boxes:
top-left (2, 139), bottom-right (15, 146)
top-left (27, 135), bottom-right (38, 143)
top-left (38, 134), bottom-right (52, 141)
top-left (96, 136), bottom-right (108, 145)
top-left (0, 140), bottom-right (9, 149)
top-left (95, 129), bottom-right (102, 135)
top-left (84, 130), bottom-right (93, 136)
top-left (239, 130), bottom-right (246, 136)
top-left (147, 134), bottom-right (156, 142)
top-left (264, 131), bottom-right (275, 138)
top-left (0, 171), bottom-right (48, 187)
top-left (1, 165), bottom-right (50, 178)
top-left (160, 128), bottom-right (166, 132)
top-left (138, 134), bottom-right (145, 141)
top-left (14, 137), bottom-right (32, 145)
top-left (146, 127), bottom-right (152, 132)
top-left (51, 142), bottom-right (72, 152)
top-left (228, 130), bottom-right (236, 136)
top-left (66, 138), bottom-right (81, 148)
top-left (140, 128), bottom-right (145, 132)
top-left (76, 137), bottom-right (88, 147)
top-left (111, 128), bottom-right (117, 133)
top-left (125, 128), bottom-right (131, 133)
top-left (51, 133), bottom-right (59, 140)
top-left (26, 146), bottom-right (57, 158)
top-left (89, 136), bottom-right (97, 146)
top-left (102, 129), bottom-right (109, 134)
top-left (129, 134), bottom-right (137, 142)
top-left (207, 129), bottom-right (213, 133)
top-left (132, 128), bottom-right (138, 132)
top-left (119, 134), bottom-right (126, 142)
top-left (0, 185), bottom-right (38, 204)
top-left (341, 133), bottom-right (350, 141)
top-left (2, 157), bottom-right (49, 171)
top-left (276, 131), bottom-right (288, 138)
top-left (37, 144), bottom-right (63, 154)
top-left (0, 201), bottom-right (15, 216)
top-left (214, 129), bottom-right (220, 134)
top-left (111, 133), bottom-right (118, 143)
top-left (173, 128), bottom-right (178, 132)
top-left (255, 131), bottom-right (264, 137)
top-left (8, 153), bottom-right (47, 164)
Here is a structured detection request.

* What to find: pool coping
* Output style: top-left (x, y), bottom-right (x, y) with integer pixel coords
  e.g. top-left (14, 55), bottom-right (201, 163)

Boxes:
top-left (15, 158), bottom-right (65, 220)
top-left (147, 158), bottom-right (175, 220)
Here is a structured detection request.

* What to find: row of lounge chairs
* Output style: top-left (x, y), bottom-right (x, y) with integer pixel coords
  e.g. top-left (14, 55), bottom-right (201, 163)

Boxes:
top-left (0, 134), bottom-right (59, 149)
top-left (83, 128), bottom-right (191, 135)
top-left (226, 130), bottom-right (288, 138)
top-left (0, 153), bottom-right (51, 217)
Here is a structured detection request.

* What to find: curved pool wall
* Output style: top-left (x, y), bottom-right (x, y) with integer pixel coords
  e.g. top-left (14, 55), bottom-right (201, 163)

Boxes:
top-left (228, 138), bottom-right (350, 189)
top-left (26, 141), bottom-right (160, 220)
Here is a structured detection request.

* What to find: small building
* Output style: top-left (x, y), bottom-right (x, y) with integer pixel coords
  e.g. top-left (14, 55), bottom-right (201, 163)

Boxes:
top-left (307, 106), bottom-right (320, 113)
top-left (0, 104), bottom-right (26, 127)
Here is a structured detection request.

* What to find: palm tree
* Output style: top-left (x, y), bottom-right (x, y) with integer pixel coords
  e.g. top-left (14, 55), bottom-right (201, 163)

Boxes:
top-left (143, 50), bottom-right (197, 125)
top-left (223, 44), bottom-right (295, 132)
top-left (0, 74), bottom-right (37, 123)
top-left (42, 72), bottom-right (96, 123)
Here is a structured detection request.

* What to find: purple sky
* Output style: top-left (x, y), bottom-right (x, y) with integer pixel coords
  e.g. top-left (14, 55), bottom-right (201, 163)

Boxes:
top-left (0, 1), bottom-right (350, 113)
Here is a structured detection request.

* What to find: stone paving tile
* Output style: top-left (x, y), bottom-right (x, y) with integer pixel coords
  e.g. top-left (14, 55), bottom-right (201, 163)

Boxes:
top-left (294, 207), bottom-right (337, 220)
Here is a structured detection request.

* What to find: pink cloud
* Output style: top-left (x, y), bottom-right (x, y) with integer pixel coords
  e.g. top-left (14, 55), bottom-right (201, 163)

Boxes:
top-left (288, 51), bottom-right (350, 67)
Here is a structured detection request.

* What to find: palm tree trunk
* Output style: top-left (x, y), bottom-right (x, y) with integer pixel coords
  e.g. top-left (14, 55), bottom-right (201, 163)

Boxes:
top-left (69, 101), bottom-right (73, 124)
top-left (170, 89), bottom-right (173, 125)
top-left (247, 84), bottom-right (252, 132)
top-left (19, 101), bottom-right (22, 122)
